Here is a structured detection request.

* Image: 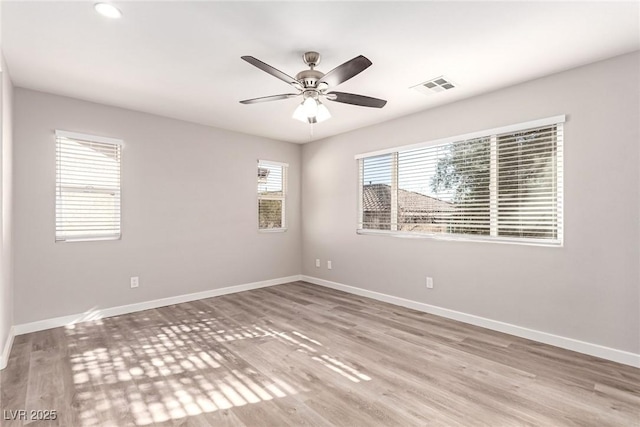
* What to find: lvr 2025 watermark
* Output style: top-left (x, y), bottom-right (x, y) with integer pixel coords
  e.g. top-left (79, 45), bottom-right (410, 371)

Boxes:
top-left (3, 409), bottom-right (58, 421)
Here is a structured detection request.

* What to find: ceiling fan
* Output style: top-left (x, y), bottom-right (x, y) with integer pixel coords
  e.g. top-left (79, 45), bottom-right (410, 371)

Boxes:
top-left (239, 51), bottom-right (387, 124)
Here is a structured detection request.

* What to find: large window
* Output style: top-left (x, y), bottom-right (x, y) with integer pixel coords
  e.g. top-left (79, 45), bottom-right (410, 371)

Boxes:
top-left (55, 130), bottom-right (122, 242)
top-left (257, 160), bottom-right (288, 231)
top-left (357, 116), bottom-right (564, 245)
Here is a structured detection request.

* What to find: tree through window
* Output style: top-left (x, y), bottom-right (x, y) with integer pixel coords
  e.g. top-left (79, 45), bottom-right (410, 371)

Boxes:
top-left (357, 117), bottom-right (564, 244)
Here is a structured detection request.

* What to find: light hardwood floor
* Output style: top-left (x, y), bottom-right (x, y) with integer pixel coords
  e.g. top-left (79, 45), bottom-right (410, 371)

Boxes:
top-left (1, 281), bottom-right (639, 426)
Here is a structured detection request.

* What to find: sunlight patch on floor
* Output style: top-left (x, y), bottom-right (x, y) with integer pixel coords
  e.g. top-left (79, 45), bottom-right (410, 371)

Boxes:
top-left (64, 308), bottom-right (373, 425)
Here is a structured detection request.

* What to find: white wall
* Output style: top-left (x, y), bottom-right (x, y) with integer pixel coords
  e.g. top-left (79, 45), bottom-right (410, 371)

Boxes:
top-left (302, 52), bottom-right (640, 355)
top-left (7, 52), bottom-right (640, 364)
top-left (13, 89), bottom-right (302, 324)
top-left (0, 53), bottom-right (15, 369)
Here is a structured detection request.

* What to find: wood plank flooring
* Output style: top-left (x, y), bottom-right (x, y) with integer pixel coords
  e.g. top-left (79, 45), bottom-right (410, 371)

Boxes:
top-left (1, 281), bottom-right (639, 426)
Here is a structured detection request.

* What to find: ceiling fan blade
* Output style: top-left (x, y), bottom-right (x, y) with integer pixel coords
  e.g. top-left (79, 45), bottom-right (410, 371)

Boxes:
top-left (325, 92), bottom-right (387, 108)
top-left (317, 55), bottom-right (372, 87)
top-left (240, 93), bottom-right (300, 104)
top-left (241, 56), bottom-right (302, 89)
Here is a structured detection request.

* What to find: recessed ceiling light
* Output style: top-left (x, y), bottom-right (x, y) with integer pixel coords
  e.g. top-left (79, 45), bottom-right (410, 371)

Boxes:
top-left (94, 3), bottom-right (122, 19)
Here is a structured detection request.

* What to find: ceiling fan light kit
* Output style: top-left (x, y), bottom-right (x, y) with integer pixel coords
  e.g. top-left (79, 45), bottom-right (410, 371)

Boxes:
top-left (291, 89), bottom-right (331, 124)
top-left (240, 51), bottom-right (387, 124)
top-left (292, 99), bottom-right (331, 124)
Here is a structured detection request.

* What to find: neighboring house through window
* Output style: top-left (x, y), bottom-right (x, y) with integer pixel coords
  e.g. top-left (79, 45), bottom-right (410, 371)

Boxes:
top-left (55, 130), bottom-right (122, 242)
top-left (257, 160), bottom-right (288, 231)
top-left (356, 116), bottom-right (564, 245)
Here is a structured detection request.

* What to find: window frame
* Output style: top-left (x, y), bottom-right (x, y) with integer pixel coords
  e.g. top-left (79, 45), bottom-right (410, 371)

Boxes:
top-left (257, 159), bottom-right (288, 233)
top-left (55, 130), bottom-right (123, 243)
top-left (355, 116), bottom-right (565, 247)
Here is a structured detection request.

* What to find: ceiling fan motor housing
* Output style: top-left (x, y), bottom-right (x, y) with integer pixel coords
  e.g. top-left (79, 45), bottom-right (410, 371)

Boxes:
top-left (296, 69), bottom-right (324, 88)
top-left (297, 51), bottom-right (325, 87)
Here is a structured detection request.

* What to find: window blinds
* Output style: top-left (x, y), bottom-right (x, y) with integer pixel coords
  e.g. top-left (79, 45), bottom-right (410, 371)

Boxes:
top-left (496, 126), bottom-right (560, 240)
top-left (55, 131), bottom-right (122, 241)
top-left (258, 160), bottom-right (288, 230)
top-left (357, 117), bottom-right (564, 244)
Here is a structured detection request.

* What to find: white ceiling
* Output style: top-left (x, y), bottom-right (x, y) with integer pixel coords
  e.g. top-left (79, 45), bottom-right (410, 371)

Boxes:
top-left (2, 1), bottom-right (639, 143)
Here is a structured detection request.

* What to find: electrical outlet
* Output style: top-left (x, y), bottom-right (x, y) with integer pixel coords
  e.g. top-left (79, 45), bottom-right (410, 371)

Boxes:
top-left (315, 259), bottom-right (320, 268)
top-left (130, 276), bottom-right (139, 288)
top-left (426, 277), bottom-right (433, 289)
top-left (327, 260), bottom-right (332, 270)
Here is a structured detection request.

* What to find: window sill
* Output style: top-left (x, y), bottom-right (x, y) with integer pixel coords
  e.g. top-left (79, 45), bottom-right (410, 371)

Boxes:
top-left (258, 228), bottom-right (288, 233)
top-left (356, 229), bottom-right (562, 247)
top-left (56, 236), bottom-right (121, 243)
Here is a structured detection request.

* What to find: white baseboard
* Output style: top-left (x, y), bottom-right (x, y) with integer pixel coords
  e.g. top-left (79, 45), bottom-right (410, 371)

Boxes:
top-left (14, 275), bottom-right (303, 336)
top-left (0, 326), bottom-right (15, 370)
top-left (301, 275), bottom-right (640, 368)
top-left (10, 274), bottom-right (639, 369)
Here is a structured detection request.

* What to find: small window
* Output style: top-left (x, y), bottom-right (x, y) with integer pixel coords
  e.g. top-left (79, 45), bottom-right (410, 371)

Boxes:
top-left (357, 116), bottom-right (564, 245)
top-left (257, 160), bottom-right (287, 231)
top-left (55, 130), bottom-right (122, 242)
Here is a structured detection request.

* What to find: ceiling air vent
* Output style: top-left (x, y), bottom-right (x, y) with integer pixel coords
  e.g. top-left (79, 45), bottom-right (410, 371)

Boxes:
top-left (411, 76), bottom-right (456, 95)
